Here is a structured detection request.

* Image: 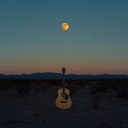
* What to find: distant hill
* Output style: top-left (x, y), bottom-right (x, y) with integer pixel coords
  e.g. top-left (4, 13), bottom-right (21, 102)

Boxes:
top-left (0, 72), bottom-right (128, 80)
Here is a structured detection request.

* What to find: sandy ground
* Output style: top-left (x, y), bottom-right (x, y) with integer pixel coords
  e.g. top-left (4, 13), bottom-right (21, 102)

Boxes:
top-left (0, 85), bottom-right (128, 128)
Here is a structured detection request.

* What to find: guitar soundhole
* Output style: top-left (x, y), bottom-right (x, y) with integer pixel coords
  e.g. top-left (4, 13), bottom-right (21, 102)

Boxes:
top-left (61, 93), bottom-right (69, 100)
top-left (65, 94), bottom-right (69, 100)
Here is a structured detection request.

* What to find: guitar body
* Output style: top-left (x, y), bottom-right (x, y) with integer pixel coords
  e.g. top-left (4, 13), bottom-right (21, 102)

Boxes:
top-left (55, 88), bottom-right (72, 109)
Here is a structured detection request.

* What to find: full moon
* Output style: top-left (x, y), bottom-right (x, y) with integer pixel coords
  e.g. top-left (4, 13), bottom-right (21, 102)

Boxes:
top-left (61, 23), bottom-right (69, 30)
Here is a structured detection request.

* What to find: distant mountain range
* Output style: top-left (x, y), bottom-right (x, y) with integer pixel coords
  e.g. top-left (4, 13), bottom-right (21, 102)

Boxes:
top-left (0, 72), bottom-right (128, 80)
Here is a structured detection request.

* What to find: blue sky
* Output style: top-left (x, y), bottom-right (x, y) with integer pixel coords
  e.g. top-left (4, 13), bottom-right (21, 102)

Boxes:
top-left (0, 0), bottom-right (128, 74)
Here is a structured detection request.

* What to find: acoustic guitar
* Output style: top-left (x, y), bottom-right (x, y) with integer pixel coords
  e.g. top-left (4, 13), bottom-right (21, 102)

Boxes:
top-left (55, 67), bottom-right (72, 109)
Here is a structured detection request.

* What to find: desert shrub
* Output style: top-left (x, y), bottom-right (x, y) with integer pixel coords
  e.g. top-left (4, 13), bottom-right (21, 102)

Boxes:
top-left (32, 83), bottom-right (50, 94)
top-left (89, 82), bottom-right (104, 109)
top-left (65, 84), bottom-right (79, 96)
top-left (42, 84), bottom-right (50, 92)
top-left (115, 85), bottom-right (128, 98)
top-left (0, 84), bottom-right (12, 90)
top-left (16, 84), bottom-right (31, 95)
top-left (90, 81), bottom-right (113, 95)
top-left (92, 93), bottom-right (102, 109)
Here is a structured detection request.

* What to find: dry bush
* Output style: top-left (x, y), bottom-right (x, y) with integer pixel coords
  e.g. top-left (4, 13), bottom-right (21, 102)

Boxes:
top-left (115, 85), bottom-right (128, 98)
top-left (16, 84), bottom-right (31, 95)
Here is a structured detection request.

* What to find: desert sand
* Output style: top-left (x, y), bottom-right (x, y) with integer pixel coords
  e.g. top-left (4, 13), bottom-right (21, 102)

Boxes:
top-left (0, 84), bottom-right (128, 128)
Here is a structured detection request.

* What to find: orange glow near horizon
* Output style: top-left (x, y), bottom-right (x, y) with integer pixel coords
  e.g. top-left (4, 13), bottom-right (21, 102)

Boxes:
top-left (0, 57), bottom-right (128, 75)
top-left (1, 65), bottom-right (128, 75)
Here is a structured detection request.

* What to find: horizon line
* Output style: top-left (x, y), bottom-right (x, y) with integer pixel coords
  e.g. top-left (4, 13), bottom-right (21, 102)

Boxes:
top-left (0, 72), bottom-right (128, 76)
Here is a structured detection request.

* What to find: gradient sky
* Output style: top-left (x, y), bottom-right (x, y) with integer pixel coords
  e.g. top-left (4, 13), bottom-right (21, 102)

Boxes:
top-left (0, 0), bottom-right (128, 74)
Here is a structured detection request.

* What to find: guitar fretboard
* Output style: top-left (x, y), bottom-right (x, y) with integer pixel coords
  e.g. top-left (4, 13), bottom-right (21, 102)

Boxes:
top-left (62, 67), bottom-right (66, 93)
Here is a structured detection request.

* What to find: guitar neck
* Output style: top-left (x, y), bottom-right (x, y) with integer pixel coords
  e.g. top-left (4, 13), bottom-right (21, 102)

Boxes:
top-left (62, 67), bottom-right (66, 92)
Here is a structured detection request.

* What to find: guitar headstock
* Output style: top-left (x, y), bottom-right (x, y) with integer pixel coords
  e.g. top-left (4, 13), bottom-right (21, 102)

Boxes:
top-left (62, 67), bottom-right (66, 74)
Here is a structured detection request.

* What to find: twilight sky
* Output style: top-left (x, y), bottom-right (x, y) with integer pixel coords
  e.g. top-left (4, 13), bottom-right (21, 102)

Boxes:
top-left (0, 0), bottom-right (128, 74)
